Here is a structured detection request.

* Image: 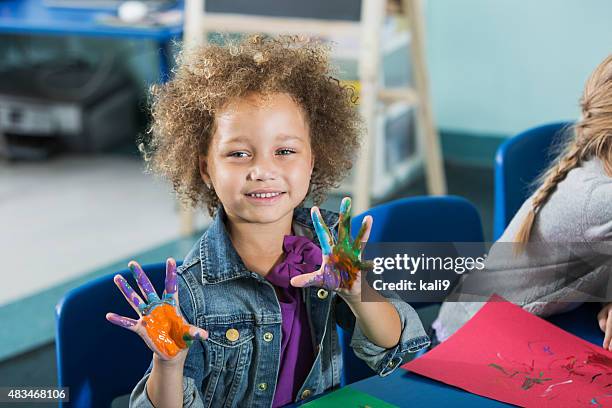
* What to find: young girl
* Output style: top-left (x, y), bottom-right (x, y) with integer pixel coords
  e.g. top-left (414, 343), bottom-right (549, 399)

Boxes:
top-left (433, 54), bottom-right (612, 347)
top-left (106, 35), bottom-right (429, 407)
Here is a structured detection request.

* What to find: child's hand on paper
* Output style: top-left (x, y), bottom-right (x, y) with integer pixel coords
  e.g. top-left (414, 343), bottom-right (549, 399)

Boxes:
top-left (290, 197), bottom-right (373, 302)
top-left (106, 258), bottom-right (208, 361)
top-left (597, 302), bottom-right (612, 351)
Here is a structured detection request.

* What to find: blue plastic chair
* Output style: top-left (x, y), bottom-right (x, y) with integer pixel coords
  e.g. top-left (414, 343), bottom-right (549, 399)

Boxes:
top-left (352, 196), bottom-right (484, 243)
top-left (493, 121), bottom-right (572, 240)
top-left (55, 262), bottom-right (169, 408)
top-left (337, 195), bottom-right (485, 386)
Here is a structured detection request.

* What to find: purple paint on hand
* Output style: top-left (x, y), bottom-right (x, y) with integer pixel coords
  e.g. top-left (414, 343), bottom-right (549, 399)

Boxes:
top-left (164, 259), bottom-right (178, 295)
top-left (130, 261), bottom-right (160, 303)
top-left (116, 275), bottom-right (145, 311)
top-left (107, 313), bottom-right (137, 329)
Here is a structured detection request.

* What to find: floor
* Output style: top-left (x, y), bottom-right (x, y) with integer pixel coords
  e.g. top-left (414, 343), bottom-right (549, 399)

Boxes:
top-left (0, 153), bottom-right (211, 306)
top-left (0, 153), bottom-right (494, 407)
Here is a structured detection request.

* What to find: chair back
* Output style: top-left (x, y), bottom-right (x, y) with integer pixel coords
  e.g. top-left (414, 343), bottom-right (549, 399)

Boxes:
top-left (338, 195), bottom-right (485, 386)
top-left (56, 263), bottom-right (168, 408)
top-left (493, 122), bottom-right (572, 240)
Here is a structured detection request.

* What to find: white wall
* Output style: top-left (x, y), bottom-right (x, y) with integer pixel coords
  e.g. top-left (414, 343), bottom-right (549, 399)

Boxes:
top-left (426, 0), bottom-right (612, 136)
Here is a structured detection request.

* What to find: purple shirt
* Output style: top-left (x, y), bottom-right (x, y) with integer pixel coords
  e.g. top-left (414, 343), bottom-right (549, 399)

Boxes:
top-left (264, 235), bottom-right (322, 407)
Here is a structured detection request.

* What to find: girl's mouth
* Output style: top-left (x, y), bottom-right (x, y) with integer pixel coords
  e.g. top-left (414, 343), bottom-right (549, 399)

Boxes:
top-left (244, 191), bottom-right (286, 203)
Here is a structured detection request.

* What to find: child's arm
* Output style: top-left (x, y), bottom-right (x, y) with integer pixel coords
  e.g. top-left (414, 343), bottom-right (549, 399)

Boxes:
top-left (292, 198), bottom-right (401, 348)
top-left (337, 285), bottom-right (401, 349)
top-left (105, 259), bottom-right (208, 407)
top-left (339, 290), bottom-right (430, 377)
top-left (291, 198), bottom-right (430, 375)
top-left (146, 352), bottom-right (188, 407)
top-left (598, 302), bottom-right (612, 351)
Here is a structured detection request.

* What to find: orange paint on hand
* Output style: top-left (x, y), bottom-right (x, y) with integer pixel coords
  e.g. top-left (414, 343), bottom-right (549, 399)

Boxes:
top-left (142, 303), bottom-right (191, 357)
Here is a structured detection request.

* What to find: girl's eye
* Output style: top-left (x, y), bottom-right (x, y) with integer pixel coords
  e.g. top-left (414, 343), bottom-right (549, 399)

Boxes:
top-left (229, 151), bottom-right (249, 158)
top-left (276, 148), bottom-right (296, 156)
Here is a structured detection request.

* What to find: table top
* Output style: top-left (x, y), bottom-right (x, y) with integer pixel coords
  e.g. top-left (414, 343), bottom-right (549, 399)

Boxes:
top-left (0, 0), bottom-right (183, 39)
top-left (350, 369), bottom-right (510, 407)
top-left (347, 303), bottom-right (604, 407)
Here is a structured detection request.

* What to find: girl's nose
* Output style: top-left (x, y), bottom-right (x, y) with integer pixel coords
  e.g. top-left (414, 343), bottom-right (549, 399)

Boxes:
top-left (247, 158), bottom-right (277, 181)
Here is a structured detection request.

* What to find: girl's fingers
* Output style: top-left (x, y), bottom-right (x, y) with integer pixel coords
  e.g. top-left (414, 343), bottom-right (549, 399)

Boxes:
top-left (337, 197), bottom-right (352, 243)
top-left (599, 315), bottom-right (607, 332)
top-left (106, 313), bottom-right (138, 330)
top-left (164, 258), bottom-right (178, 295)
top-left (187, 325), bottom-right (209, 341)
top-left (129, 261), bottom-right (161, 303)
top-left (311, 207), bottom-right (334, 255)
top-left (353, 215), bottom-right (373, 252)
top-left (605, 311), bottom-right (612, 350)
top-left (290, 263), bottom-right (341, 290)
top-left (163, 258), bottom-right (179, 306)
top-left (290, 271), bottom-right (324, 288)
top-left (114, 274), bottom-right (147, 315)
top-left (359, 259), bottom-right (374, 272)
top-left (179, 326), bottom-right (208, 350)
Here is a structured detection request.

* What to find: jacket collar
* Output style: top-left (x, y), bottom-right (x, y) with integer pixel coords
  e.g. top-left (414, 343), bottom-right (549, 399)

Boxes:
top-left (198, 206), bottom-right (339, 284)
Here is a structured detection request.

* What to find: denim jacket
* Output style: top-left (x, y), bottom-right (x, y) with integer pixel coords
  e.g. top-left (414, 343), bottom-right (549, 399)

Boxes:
top-left (130, 206), bottom-right (430, 408)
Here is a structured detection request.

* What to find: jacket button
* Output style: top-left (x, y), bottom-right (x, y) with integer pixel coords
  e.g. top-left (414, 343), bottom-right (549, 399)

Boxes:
top-left (387, 359), bottom-right (397, 368)
top-left (317, 289), bottom-right (328, 299)
top-left (225, 328), bottom-right (240, 342)
top-left (257, 382), bottom-right (268, 391)
top-left (301, 389), bottom-right (312, 399)
top-left (263, 332), bottom-right (273, 342)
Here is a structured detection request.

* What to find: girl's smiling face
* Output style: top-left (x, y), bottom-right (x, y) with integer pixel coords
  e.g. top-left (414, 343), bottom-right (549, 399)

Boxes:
top-left (200, 92), bottom-right (314, 224)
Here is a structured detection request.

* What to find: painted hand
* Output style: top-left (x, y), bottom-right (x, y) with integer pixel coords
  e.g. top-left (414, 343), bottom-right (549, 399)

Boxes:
top-left (106, 258), bottom-right (208, 360)
top-left (290, 197), bottom-right (373, 297)
top-left (597, 302), bottom-right (612, 351)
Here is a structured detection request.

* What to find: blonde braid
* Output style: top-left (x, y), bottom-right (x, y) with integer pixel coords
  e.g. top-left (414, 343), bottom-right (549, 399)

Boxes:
top-left (514, 140), bottom-right (583, 247)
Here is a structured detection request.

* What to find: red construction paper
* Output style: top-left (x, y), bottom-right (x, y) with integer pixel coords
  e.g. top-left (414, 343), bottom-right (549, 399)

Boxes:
top-left (403, 296), bottom-right (612, 407)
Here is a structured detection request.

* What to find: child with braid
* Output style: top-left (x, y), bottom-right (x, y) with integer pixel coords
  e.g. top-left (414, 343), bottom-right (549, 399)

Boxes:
top-left (433, 54), bottom-right (612, 347)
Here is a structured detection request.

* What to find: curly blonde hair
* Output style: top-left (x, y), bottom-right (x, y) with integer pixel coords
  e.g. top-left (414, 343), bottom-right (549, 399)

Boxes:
top-left (141, 35), bottom-right (362, 216)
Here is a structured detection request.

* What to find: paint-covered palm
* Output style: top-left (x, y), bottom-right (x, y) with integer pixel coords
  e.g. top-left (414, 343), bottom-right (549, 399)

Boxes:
top-left (106, 258), bottom-right (208, 361)
top-left (290, 197), bottom-right (373, 295)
